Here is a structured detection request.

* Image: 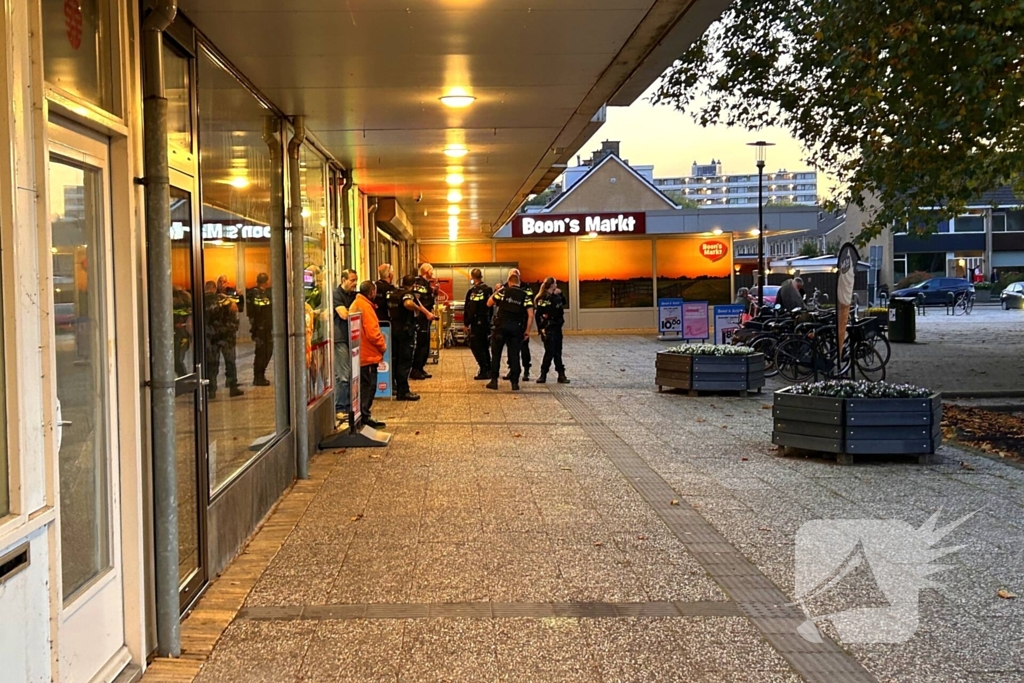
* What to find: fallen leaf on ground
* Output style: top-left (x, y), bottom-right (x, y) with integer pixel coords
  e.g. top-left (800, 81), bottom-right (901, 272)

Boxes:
top-left (670, 499), bottom-right (680, 506)
top-left (721, 425), bottom-right (729, 429)
top-left (761, 405), bottom-right (772, 410)
top-left (593, 541), bottom-right (603, 547)
top-left (513, 433), bottom-right (522, 438)
top-left (637, 535), bottom-right (647, 540)
top-left (758, 526), bottom-right (773, 532)
top-left (960, 461), bottom-right (976, 471)
top-left (695, 418), bottom-right (706, 423)
top-left (414, 431), bottom-right (421, 435)
top-left (741, 457), bottom-right (749, 461)
top-left (350, 514), bottom-right (363, 522)
top-left (997, 589), bottom-right (1017, 600)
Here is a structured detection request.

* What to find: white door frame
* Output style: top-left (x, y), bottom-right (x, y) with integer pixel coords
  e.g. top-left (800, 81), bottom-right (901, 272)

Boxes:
top-left (46, 120), bottom-right (129, 683)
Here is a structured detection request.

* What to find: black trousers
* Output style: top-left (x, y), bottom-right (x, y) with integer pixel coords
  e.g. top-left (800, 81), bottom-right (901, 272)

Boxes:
top-left (206, 334), bottom-right (238, 388)
top-left (392, 330), bottom-right (415, 395)
top-left (490, 328), bottom-right (523, 382)
top-left (540, 331), bottom-right (565, 375)
top-left (253, 331), bottom-right (272, 378)
top-left (359, 364), bottom-right (378, 421)
top-left (413, 320), bottom-right (431, 371)
top-left (505, 335), bottom-right (531, 371)
top-left (469, 323), bottom-right (491, 373)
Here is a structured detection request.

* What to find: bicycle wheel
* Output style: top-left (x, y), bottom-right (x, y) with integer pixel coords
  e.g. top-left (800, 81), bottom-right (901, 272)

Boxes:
top-left (954, 297), bottom-right (967, 316)
top-left (966, 294), bottom-right (975, 314)
top-left (751, 335), bottom-right (779, 378)
top-left (853, 343), bottom-right (886, 381)
top-left (868, 333), bottom-right (891, 365)
top-left (775, 337), bottom-right (815, 383)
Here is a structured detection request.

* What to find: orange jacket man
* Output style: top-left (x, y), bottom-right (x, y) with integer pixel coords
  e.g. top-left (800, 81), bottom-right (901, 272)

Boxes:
top-left (350, 281), bottom-right (387, 428)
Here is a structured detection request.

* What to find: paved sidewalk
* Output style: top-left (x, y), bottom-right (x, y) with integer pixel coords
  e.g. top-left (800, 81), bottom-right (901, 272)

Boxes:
top-left (176, 335), bottom-right (1023, 683)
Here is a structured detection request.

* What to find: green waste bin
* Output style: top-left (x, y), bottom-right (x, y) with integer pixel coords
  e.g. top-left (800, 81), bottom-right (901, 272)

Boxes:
top-left (888, 297), bottom-right (917, 343)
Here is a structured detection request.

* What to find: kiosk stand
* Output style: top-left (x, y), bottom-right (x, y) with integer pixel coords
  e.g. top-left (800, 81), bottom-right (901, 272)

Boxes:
top-left (319, 311), bottom-right (392, 448)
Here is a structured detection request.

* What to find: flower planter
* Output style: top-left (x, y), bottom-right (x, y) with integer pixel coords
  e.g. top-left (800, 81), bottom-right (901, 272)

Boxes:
top-left (656, 351), bottom-right (765, 396)
top-left (772, 385), bottom-right (941, 464)
top-left (974, 289), bottom-right (992, 303)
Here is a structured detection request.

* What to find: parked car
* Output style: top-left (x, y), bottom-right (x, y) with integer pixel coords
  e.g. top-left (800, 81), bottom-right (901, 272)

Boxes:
top-left (1001, 282), bottom-right (1024, 309)
top-left (891, 278), bottom-right (974, 306)
top-left (749, 285), bottom-right (780, 306)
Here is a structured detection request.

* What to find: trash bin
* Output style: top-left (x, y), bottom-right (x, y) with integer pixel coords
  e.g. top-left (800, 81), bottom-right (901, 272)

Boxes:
top-left (888, 297), bottom-right (917, 343)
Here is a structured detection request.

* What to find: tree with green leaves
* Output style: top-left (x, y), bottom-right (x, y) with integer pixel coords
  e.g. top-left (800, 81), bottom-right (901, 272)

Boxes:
top-left (799, 240), bottom-right (822, 257)
top-left (663, 190), bottom-right (700, 208)
top-left (652, 0), bottom-right (1024, 241)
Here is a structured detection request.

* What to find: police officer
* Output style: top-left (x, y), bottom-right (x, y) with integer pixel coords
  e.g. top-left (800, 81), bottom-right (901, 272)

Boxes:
top-left (246, 272), bottom-right (273, 386)
top-left (503, 268), bottom-right (534, 381)
top-left (387, 275), bottom-right (421, 401)
top-left (464, 268), bottom-right (493, 380)
top-left (410, 262), bottom-right (436, 380)
top-left (534, 276), bottom-right (569, 384)
top-left (486, 271), bottom-right (534, 391)
top-left (173, 285), bottom-right (193, 377)
top-left (374, 263), bottom-right (396, 323)
top-left (204, 280), bottom-right (243, 398)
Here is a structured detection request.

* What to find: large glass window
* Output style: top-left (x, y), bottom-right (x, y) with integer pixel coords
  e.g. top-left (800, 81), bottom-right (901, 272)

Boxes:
top-left (198, 47), bottom-right (289, 492)
top-left (952, 214), bottom-right (985, 233)
top-left (577, 238), bottom-right (653, 308)
top-left (495, 241), bottom-right (570, 304)
top-left (656, 237), bottom-right (732, 305)
top-left (0, 262), bottom-right (6, 516)
top-left (298, 145), bottom-right (332, 404)
top-left (41, 0), bottom-right (112, 110)
top-left (164, 43), bottom-right (192, 151)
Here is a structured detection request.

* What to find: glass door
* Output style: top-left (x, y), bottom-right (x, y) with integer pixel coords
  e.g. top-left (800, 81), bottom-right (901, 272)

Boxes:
top-left (169, 171), bottom-right (208, 607)
top-left (48, 121), bottom-right (129, 681)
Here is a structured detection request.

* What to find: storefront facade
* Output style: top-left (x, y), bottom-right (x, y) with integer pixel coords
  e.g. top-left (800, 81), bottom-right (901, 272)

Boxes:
top-left (0, 3), bottom-right (361, 680)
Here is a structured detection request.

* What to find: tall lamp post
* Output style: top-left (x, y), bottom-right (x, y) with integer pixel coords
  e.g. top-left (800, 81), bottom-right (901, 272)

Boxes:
top-left (747, 141), bottom-right (774, 308)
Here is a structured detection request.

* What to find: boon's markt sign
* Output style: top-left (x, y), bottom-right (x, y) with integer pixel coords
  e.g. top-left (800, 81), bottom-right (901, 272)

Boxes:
top-left (511, 213), bottom-right (646, 238)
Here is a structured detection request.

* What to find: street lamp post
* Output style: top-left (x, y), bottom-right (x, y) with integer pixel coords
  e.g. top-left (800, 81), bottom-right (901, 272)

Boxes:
top-left (748, 141), bottom-right (774, 309)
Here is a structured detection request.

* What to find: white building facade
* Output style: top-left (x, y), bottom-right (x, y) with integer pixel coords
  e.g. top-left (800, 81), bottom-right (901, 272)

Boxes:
top-left (654, 159), bottom-right (818, 207)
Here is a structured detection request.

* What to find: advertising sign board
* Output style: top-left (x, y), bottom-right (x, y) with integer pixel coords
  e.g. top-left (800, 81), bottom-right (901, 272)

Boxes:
top-left (683, 301), bottom-right (710, 341)
top-left (375, 322), bottom-right (392, 399)
top-left (658, 298), bottom-right (683, 340)
top-left (713, 304), bottom-right (746, 345)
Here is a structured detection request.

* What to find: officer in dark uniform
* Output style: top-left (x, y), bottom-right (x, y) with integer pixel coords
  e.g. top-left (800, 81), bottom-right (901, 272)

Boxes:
top-left (217, 274), bottom-right (244, 315)
top-left (173, 285), bottom-right (193, 377)
top-left (464, 268), bottom-right (493, 379)
top-left (387, 274), bottom-right (420, 401)
top-left (204, 280), bottom-right (243, 398)
top-left (410, 263), bottom-right (436, 380)
top-left (246, 272), bottom-right (273, 386)
top-left (534, 276), bottom-right (570, 384)
top-left (374, 263), bottom-right (395, 323)
top-left (486, 271), bottom-right (534, 391)
top-left (503, 268), bottom-right (534, 381)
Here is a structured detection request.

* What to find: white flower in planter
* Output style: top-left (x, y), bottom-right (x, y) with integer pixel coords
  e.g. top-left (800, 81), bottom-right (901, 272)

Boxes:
top-left (664, 344), bottom-right (755, 357)
top-left (789, 380), bottom-right (932, 399)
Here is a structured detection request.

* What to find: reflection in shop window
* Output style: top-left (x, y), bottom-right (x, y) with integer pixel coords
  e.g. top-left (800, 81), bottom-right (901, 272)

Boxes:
top-left (41, 0), bottom-right (112, 110)
top-left (198, 47), bottom-right (289, 493)
top-left (164, 42), bottom-right (192, 150)
top-left (298, 145), bottom-right (332, 404)
top-left (656, 237), bottom-right (732, 305)
top-left (577, 238), bottom-right (653, 308)
top-left (0, 266), bottom-right (6, 516)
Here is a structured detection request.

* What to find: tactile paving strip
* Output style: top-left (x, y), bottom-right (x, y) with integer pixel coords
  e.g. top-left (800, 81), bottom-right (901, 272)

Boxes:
top-left (549, 385), bottom-right (877, 683)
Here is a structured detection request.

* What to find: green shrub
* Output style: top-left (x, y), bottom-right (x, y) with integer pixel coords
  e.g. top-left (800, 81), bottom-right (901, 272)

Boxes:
top-left (974, 281), bottom-right (994, 291)
top-left (895, 271), bottom-right (930, 289)
top-left (992, 271), bottom-right (1024, 294)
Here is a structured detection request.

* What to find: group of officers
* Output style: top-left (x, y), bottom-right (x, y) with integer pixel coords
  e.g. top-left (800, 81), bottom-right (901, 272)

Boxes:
top-left (333, 262), bottom-right (570, 418)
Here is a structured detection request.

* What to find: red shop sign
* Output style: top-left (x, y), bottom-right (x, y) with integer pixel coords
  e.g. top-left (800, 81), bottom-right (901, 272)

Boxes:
top-left (511, 212), bottom-right (646, 238)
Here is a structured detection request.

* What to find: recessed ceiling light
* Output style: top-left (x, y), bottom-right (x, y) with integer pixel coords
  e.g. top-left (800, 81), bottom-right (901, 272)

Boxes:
top-left (448, 205), bottom-right (460, 216)
top-left (448, 226), bottom-right (459, 241)
top-left (448, 217), bottom-right (459, 229)
top-left (446, 173), bottom-right (464, 186)
top-left (440, 88), bottom-right (476, 108)
top-left (444, 145), bottom-right (469, 158)
top-left (229, 176), bottom-right (249, 189)
top-left (301, 208), bottom-right (311, 218)
top-left (447, 190), bottom-right (463, 203)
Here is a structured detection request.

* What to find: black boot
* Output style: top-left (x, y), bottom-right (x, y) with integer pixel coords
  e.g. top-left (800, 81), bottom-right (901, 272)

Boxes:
top-left (486, 379), bottom-right (498, 390)
top-left (535, 373), bottom-right (547, 384)
top-left (557, 373), bottom-right (570, 384)
top-left (511, 381), bottom-right (520, 391)
top-left (523, 367), bottom-right (531, 382)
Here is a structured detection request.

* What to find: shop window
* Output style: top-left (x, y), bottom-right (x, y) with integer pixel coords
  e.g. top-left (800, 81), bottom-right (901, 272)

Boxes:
top-left (0, 266), bottom-right (6, 516)
top-left (298, 144), bottom-right (332, 404)
top-left (994, 211), bottom-right (1024, 232)
top-left (42, 0), bottom-right (113, 110)
top-left (164, 42), bottom-right (192, 150)
top-left (656, 236), bottom-right (731, 304)
top-left (577, 238), bottom-right (652, 308)
top-left (951, 214), bottom-right (984, 233)
top-left (495, 241), bottom-right (570, 305)
top-left (198, 47), bottom-right (289, 493)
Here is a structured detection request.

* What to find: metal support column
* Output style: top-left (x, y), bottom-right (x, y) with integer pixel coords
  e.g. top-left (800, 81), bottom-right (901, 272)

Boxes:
top-left (142, 0), bottom-right (180, 658)
top-left (287, 118), bottom-right (311, 479)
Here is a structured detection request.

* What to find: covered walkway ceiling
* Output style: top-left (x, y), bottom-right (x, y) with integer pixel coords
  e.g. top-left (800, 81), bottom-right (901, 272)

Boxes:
top-left (178, 0), bottom-right (728, 240)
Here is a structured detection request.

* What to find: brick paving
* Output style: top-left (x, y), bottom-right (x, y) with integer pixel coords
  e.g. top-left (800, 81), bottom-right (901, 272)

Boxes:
top-left (176, 332), bottom-right (1024, 683)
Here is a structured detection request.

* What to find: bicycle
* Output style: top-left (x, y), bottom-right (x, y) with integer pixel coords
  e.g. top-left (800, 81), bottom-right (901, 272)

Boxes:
top-left (953, 291), bottom-right (975, 316)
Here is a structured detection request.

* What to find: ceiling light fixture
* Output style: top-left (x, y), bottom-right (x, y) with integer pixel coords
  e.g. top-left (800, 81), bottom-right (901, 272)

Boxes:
top-left (229, 176), bottom-right (250, 189)
top-left (448, 226), bottom-right (459, 241)
top-left (447, 190), bottom-right (463, 203)
top-left (444, 145), bottom-right (469, 158)
top-left (712, 227), bottom-right (723, 235)
top-left (448, 205), bottom-right (460, 216)
top-left (446, 173), bottom-right (465, 186)
top-left (440, 88), bottom-right (476, 108)
top-left (448, 217), bottom-right (459, 229)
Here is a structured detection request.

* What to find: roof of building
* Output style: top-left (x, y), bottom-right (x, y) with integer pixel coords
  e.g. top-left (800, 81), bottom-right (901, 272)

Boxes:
top-left (973, 186), bottom-right (1024, 207)
top-left (542, 153), bottom-right (679, 212)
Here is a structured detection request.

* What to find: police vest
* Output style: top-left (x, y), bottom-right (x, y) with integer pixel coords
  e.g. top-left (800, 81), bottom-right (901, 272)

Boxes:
top-left (493, 285), bottom-right (531, 332)
top-left (536, 293), bottom-right (565, 330)
top-left (412, 276), bottom-right (435, 314)
top-left (387, 288), bottom-right (416, 334)
top-left (465, 283), bottom-right (493, 327)
top-left (374, 280), bottom-right (395, 322)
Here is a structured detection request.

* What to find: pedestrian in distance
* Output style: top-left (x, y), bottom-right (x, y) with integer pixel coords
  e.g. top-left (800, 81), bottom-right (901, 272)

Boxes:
top-left (387, 274), bottom-right (421, 401)
top-left (487, 271), bottom-right (534, 391)
top-left (464, 268), bottom-right (493, 379)
top-left (374, 263), bottom-right (395, 323)
top-left (350, 280), bottom-right (387, 429)
top-left (246, 272), bottom-right (273, 386)
top-left (411, 263), bottom-right (437, 380)
top-left (534, 276), bottom-right (569, 384)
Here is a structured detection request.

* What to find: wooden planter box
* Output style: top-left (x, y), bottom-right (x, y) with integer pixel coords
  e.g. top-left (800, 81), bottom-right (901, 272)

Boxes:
top-left (656, 352), bottom-right (765, 396)
top-left (772, 387), bottom-right (941, 464)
